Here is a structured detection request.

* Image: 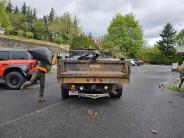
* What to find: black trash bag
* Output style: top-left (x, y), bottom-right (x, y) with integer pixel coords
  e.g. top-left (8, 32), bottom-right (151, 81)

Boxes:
top-left (28, 47), bottom-right (52, 65)
top-left (90, 52), bottom-right (99, 61)
top-left (78, 51), bottom-right (99, 61)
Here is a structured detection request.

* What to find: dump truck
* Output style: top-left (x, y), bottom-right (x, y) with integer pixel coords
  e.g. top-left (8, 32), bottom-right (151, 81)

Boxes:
top-left (57, 50), bottom-right (131, 99)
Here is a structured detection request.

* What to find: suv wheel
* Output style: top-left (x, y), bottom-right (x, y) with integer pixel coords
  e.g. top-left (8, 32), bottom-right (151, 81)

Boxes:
top-left (5, 72), bottom-right (26, 90)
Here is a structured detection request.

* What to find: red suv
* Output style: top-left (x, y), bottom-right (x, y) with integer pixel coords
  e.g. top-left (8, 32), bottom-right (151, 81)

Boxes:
top-left (0, 48), bottom-right (37, 90)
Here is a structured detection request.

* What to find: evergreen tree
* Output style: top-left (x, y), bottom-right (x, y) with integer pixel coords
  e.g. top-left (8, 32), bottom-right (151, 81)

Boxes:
top-left (6, 0), bottom-right (13, 13)
top-left (43, 15), bottom-right (49, 39)
top-left (21, 2), bottom-right (27, 14)
top-left (43, 15), bottom-right (48, 30)
top-left (48, 7), bottom-right (55, 21)
top-left (88, 32), bottom-right (92, 38)
top-left (157, 23), bottom-right (177, 56)
top-left (14, 6), bottom-right (19, 13)
top-left (74, 15), bottom-right (77, 28)
top-left (73, 14), bottom-right (80, 35)
top-left (26, 6), bottom-right (33, 31)
top-left (27, 6), bottom-right (30, 14)
top-left (33, 9), bottom-right (37, 20)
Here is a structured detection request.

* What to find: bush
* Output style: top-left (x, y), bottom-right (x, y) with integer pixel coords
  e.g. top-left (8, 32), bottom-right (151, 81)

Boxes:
top-left (138, 46), bottom-right (184, 65)
top-left (26, 32), bottom-right (33, 39)
top-left (4, 27), bottom-right (13, 35)
top-left (169, 85), bottom-right (184, 92)
top-left (17, 30), bottom-right (24, 37)
top-left (54, 36), bottom-right (62, 45)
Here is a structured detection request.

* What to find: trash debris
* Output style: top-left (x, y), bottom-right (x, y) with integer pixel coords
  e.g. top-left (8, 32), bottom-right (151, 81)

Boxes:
top-left (168, 101), bottom-right (174, 103)
top-left (158, 83), bottom-right (166, 89)
top-left (87, 109), bottom-right (98, 116)
top-left (66, 50), bottom-right (100, 62)
top-left (152, 130), bottom-right (158, 134)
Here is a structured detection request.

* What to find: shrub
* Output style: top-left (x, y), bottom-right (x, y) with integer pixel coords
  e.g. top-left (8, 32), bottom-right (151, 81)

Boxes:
top-left (54, 36), bottom-right (62, 45)
top-left (26, 32), bottom-right (33, 39)
top-left (138, 46), bottom-right (184, 65)
top-left (17, 30), bottom-right (24, 37)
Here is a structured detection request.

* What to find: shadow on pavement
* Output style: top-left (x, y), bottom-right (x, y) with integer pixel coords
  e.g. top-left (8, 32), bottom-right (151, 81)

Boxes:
top-left (62, 97), bottom-right (120, 107)
top-left (0, 83), bottom-right (6, 90)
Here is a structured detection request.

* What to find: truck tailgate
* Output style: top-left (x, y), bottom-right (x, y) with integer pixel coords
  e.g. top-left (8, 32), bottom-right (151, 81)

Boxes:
top-left (57, 60), bottom-right (130, 84)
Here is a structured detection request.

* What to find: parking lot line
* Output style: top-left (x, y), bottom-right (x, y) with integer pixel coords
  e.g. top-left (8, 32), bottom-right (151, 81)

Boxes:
top-left (0, 102), bottom-right (62, 127)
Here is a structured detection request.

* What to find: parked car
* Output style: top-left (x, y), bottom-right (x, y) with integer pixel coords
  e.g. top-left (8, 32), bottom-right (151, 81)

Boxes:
top-left (132, 59), bottom-right (140, 66)
top-left (127, 59), bottom-right (144, 66)
top-left (129, 59), bottom-right (136, 66)
top-left (139, 59), bottom-right (144, 65)
top-left (132, 59), bottom-right (144, 66)
top-left (0, 48), bottom-right (37, 90)
top-left (0, 28), bottom-right (5, 34)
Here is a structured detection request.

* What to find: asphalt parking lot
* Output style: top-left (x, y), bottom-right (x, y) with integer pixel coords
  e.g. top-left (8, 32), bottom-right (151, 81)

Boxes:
top-left (0, 65), bottom-right (184, 138)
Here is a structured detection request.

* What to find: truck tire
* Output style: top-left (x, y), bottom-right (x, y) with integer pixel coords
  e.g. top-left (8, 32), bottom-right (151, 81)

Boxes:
top-left (5, 71), bottom-right (26, 90)
top-left (110, 84), bottom-right (123, 98)
top-left (110, 89), bottom-right (123, 98)
top-left (61, 86), bottom-right (69, 99)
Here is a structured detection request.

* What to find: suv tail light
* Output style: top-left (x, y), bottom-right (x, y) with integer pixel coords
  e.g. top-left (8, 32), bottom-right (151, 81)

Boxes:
top-left (30, 63), bottom-right (34, 69)
top-left (29, 61), bottom-right (37, 73)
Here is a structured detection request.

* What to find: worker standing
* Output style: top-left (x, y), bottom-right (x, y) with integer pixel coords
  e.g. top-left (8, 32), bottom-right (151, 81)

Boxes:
top-left (177, 61), bottom-right (184, 88)
top-left (21, 53), bottom-right (57, 102)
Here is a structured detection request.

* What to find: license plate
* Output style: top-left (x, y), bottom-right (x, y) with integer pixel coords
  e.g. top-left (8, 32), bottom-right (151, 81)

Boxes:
top-left (69, 91), bottom-right (78, 96)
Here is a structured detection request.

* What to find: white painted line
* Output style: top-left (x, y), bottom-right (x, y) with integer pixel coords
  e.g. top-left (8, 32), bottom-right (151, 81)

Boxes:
top-left (0, 102), bottom-right (62, 127)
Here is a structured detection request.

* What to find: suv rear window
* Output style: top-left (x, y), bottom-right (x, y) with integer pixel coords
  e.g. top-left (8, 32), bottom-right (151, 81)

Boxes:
top-left (11, 51), bottom-right (28, 60)
top-left (0, 51), bottom-right (9, 60)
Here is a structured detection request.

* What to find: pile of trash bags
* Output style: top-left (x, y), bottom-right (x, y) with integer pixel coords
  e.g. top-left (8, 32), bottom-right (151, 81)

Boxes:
top-left (28, 47), bottom-right (53, 65)
top-left (66, 50), bottom-right (100, 62)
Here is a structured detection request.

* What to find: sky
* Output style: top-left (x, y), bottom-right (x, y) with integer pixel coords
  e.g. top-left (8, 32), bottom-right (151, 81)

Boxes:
top-left (11, 0), bottom-right (184, 46)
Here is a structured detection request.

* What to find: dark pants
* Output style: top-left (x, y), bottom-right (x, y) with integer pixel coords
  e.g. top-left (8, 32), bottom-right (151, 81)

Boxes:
top-left (179, 76), bottom-right (184, 88)
top-left (24, 70), bottom-right (45, 97)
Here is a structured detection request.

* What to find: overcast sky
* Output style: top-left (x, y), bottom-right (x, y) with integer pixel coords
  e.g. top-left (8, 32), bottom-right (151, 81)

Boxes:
top-left (11, 0), bottom-right (184, 45)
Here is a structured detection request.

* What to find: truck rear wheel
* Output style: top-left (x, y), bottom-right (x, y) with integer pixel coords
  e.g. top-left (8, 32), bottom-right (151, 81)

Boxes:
top-left (5, 71), bottom-right (26, 90)
top-left (61, 86), bottom-right (69, 99)
top-left (110, 89), bottom-right (123, 98)
top-left (110, 84), bottom-right (123, 98)
top-left (110, 88), bottom-right (123, 98)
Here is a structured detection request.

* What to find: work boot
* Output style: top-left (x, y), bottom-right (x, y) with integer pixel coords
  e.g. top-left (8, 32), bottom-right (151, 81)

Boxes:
top-left (20, 83), bottom-right (26, 90)
top-left (38, 97), bottom-right (46, 102)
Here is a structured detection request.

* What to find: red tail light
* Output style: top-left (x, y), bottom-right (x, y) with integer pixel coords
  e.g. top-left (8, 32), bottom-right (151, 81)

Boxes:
top-left (29, 61), bottom-right (37, 73)
top-left (30, 63), bottom-right (34, 69)
top-left (70, 85), bottom-right (76, 92)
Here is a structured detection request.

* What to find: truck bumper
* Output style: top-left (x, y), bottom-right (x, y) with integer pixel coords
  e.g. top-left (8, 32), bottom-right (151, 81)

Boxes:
top-left (78, 93), bottom-right (110, 99)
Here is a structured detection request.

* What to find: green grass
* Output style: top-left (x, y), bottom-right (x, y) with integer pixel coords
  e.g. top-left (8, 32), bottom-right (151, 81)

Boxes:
top-left (168, 85), bottom-right (184, 92)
